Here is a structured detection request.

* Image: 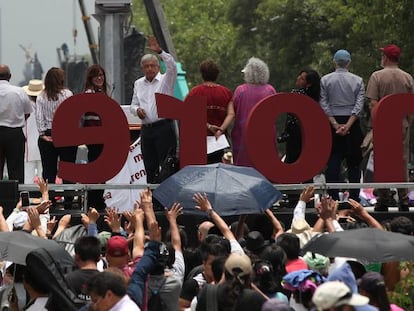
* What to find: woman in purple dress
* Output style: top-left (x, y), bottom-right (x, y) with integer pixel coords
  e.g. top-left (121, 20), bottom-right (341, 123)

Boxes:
top-left (231, 57), bottom-right (277, 166)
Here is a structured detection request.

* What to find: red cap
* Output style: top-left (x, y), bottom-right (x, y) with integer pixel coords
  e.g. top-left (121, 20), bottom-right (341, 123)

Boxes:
top-left (380, 44), bottom-right (401, 61)
top-left (106, 236), bottom-right (129, 257)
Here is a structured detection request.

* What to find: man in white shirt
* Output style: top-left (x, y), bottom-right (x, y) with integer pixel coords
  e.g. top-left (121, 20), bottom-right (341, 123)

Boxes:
top-left (130, 36), bottom-right (177, 184)
top-left (0, 64), bottom-right (33, 183)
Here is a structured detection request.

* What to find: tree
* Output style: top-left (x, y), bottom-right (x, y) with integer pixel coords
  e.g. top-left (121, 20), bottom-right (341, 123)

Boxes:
top-left (132, 0), bottom-right (244, 90)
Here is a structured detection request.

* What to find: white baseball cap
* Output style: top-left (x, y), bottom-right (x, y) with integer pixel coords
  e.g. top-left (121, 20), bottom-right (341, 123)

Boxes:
top-left (312, 281), bottom-right (369, 310)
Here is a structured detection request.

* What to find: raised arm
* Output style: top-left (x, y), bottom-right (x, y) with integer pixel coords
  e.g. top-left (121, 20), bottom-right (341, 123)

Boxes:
top-left (127, 221), bottom-right (163, 307)
top-left (291, 186), bottom-right (314, 226)
top-left (193, 192), bottom-right (235, 241)
top-left (37, 176), bottom-right (49, 202)
top-left (0, 206), bottom-right (9, 232)
top-left (130, 202), bottom-right (145, 259)
top-left (104, 207), bottom-right (123, 234)
top-left (265, 209), bottom-right (284, 239)
top-left (348, 198), bottom-right (382, 229)
top-left (165, 202), bottom-right (183, 253)
top-left (52, 214), bottom-right (71, 239)
top-left (140, 187), bottom-right (157, 227)
top-left (234, 214), bottom-right (247, 241)
top-left (317, 197), bottom-right (338, 233)
top-left (27, 207), bottom-right (47, 239)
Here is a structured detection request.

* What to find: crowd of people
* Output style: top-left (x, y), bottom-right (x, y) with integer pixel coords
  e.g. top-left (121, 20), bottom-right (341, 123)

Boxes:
top-left (0, 183), bottom-right (412, 311)
top-left (0, 35), bottom-right (414, 310)
top-left (2, 38), bottom-right (413, 211)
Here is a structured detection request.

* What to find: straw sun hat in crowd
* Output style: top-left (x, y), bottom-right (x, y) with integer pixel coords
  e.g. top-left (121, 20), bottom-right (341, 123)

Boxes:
top-left (23, 79), bottom-right (44, 96)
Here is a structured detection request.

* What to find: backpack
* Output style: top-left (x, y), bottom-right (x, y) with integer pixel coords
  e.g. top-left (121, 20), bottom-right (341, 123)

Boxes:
top-left (25, 246), bottom-right (83, 311)
top-left (147, 276), bottom-right (167, 311)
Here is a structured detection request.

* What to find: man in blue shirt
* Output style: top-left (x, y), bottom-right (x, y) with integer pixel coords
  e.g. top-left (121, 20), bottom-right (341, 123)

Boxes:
top-left (320, 50), bottom-right (365, 201)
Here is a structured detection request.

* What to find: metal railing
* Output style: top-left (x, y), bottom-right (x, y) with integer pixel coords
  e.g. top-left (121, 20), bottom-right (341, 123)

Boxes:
top-left (18, 182), bottom-right (414, 212)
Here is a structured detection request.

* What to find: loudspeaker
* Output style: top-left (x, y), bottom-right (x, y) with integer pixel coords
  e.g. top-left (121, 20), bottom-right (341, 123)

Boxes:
top-left (0, 180), bottom-right (19, 218)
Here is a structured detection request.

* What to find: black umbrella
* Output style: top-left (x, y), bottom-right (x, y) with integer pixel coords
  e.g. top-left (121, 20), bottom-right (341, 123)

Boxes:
top-left (153, 163), bottom-right (282, 216)
top-left (0, 230), bottom-right (72, 266)
top-left (302, 228), bottom-right (414, 263)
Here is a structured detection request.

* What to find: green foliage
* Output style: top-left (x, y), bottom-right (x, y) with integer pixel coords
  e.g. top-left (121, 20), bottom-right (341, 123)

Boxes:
top-left (388, 261), bottom-right (414, 310)
top-left (131, 0), bottom-right (414, 94)
top-left (132, 0), bottom-right (242, 90)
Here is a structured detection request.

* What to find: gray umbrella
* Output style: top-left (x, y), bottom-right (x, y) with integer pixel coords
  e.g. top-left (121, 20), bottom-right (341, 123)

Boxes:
top-left (153, 163), bottom-right (282, 216)
top-left (0, 230), bottom-right (72, 266)
top-left (302, 227), bottom-right (414, 263)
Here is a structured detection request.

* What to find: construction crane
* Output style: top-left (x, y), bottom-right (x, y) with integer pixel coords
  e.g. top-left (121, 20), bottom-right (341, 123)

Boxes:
top-left (78, 0), bottom-right (99, 65)
top-left (63, 0), bottom-right (187, 103)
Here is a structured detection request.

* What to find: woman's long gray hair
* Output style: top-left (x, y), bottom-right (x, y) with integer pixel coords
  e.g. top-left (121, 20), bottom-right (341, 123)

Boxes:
top-left (242, 57), bottom-right (270, 85)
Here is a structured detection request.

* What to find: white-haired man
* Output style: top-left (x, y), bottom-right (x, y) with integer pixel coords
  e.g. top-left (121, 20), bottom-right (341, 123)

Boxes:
top-left (130, 36), bottom-right (177, 184)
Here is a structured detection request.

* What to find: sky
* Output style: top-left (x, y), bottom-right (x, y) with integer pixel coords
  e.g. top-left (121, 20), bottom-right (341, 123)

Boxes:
top-left (0, 0), bottom-right (98, 85)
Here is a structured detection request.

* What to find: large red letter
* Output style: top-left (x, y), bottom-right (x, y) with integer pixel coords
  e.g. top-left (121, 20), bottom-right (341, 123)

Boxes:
top-left (245, 93), bottom-right (332, 183)
top-left (373, 93), bottom-right (414, 182)
top-left (52, 93), bottom-right (130, 183)
top-left (156, 93), bottom-right (206, 167)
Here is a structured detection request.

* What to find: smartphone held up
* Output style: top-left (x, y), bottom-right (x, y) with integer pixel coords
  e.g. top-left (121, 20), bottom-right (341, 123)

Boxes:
top-left (20, 191), bottom-right (30, 209)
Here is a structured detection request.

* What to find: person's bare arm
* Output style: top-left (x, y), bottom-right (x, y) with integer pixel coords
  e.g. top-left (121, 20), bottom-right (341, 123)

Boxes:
top-left (215, 101), bottom-right (235, 138)
top-left (37, 177), bottom-right (49, 202)
top-left (318, 197), bottom-right (336, 233)
top-left (234, 214), bottom-right (247, 240)
top-left (370, 99), bottom-right (379, 121)
top-left (27, 207), bottom-right (47, 239)
top-left (140, 187), bottom-right (157, 227)
top-left (165, 202), bottom-right (183, 252)
top-left (0, 206), bottom-right (9, 232)
top-left (348, 198), bottom-right (382, 229)
top-left (52, 214), bottom-right (71, 239)
top-left (265, 209), bottom-right (284, 238)
top-left (312, 216), bottom-right (325, 233)
top-left (194, 192), bottom-right (235, 241)
top-left (35, 200), bottom-right (52, 215)
top-left (46, 216), bottom-right (57, 238)
top-left (130, 202), bottom-right (145, 259)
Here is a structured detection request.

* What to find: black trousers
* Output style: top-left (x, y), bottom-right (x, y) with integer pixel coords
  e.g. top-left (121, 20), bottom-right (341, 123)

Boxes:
top-left (86, 144), bottom-right (106, 210)
top-left (0, 126), bottom-right (25, 183)
top-left (141, 120), bottom-right (177, 184)
top-left (325, 117), bottom-right (363, 201)
top-left (38, 130), bottom-right (77, 184)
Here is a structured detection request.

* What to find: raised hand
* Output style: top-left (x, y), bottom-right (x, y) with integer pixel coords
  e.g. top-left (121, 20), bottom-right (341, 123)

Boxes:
top-left (165, 202), bottom-right (183, 222)
top-left (36, 200), bottom-right (52, 214)
top-left (146, 35), bottom-right (162, 53)
top-left (140, 187), bottom-right (153, 205)
top-left (104, 207), bottom-right (122, 233)
top-left (148, 221), bottom-right (162, 242)
top-left (299, 185), bottom-right (315, 203)
top-left (193, 192), bottom-right (213, 212)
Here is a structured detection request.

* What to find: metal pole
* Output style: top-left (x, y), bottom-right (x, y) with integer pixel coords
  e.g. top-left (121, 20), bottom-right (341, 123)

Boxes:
top-left (78, 0), bottom-right (99, 64)
top-left (94, 2), bottom-right (131, 105)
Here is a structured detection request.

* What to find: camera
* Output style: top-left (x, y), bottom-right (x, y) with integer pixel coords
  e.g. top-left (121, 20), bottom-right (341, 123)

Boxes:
top-left (20, 191), bottom-right (30, 208)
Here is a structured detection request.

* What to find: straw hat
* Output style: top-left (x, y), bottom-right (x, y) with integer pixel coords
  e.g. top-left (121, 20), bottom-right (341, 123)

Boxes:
top-left (23, 79), bottom-right (44, 96)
